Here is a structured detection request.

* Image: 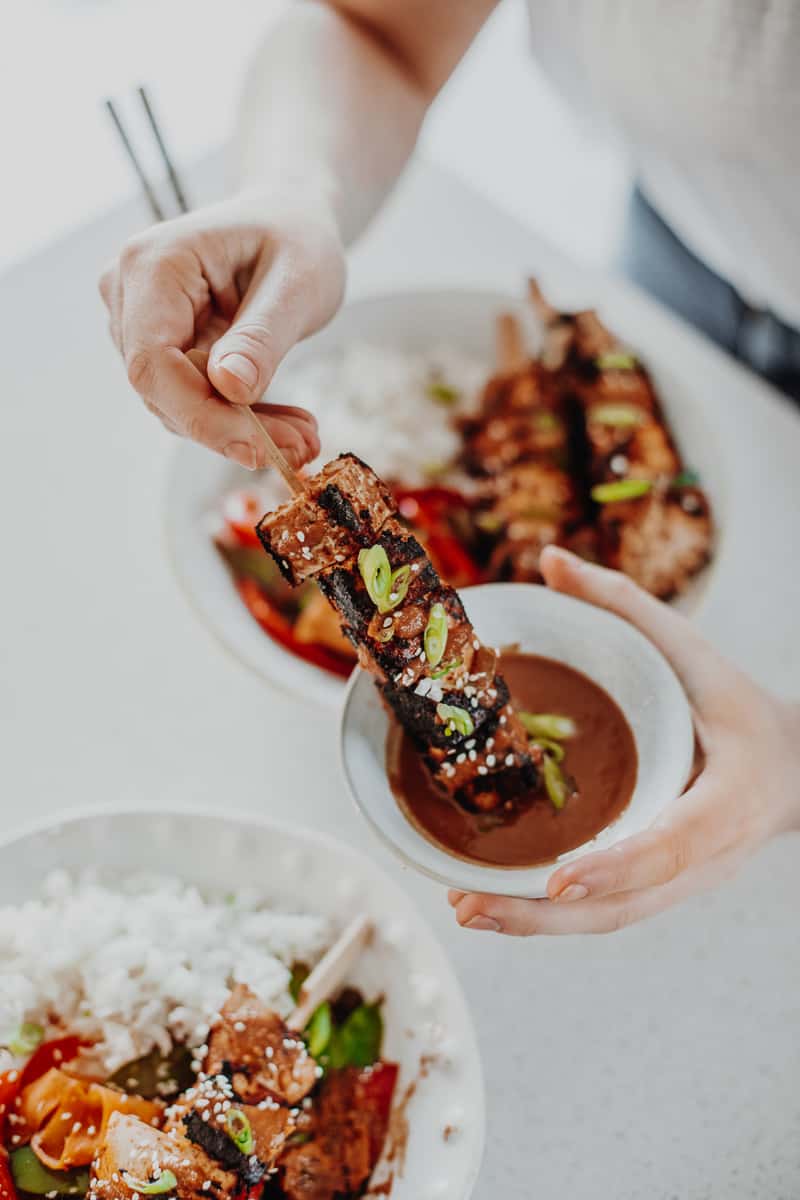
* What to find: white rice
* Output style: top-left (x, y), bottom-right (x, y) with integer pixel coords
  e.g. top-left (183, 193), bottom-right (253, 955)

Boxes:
top-left (279, 341), bottom-right (487, 488)
top-left (0, 871), bottom-right (332, 1074)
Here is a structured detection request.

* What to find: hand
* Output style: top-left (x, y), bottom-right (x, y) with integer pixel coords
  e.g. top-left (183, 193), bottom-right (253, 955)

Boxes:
top-left (450, 545), bottom-right (800, 936)
top-left (99, 192), bottom-right (346, 469)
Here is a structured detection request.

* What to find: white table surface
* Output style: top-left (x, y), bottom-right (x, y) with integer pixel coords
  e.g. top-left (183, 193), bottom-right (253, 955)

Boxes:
top-left (1, 155), bottom-right (799, 1200)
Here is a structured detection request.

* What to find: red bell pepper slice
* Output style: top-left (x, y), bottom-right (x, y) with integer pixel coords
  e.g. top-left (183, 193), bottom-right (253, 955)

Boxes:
top-left (357, 1061), bottom-right (399, 1166)
top-left (236, 578), bottom-right (354, 679)
top-left (20, 1036), bottom-right (84, 1090)
top-left (393, 488), bottom-right (482, 588)
top-left (222, 491), bottom-right (264, 549)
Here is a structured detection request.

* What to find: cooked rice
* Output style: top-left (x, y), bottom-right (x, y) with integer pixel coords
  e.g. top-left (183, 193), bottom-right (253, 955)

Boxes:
top-left (0, 871), bottom-right (332, 1074)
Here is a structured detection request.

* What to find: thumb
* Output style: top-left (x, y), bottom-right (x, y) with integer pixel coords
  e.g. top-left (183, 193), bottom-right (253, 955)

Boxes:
top-left (208, 282), bottom-right (299, 407)
top-left (539, 545), bottom-right (731, 709)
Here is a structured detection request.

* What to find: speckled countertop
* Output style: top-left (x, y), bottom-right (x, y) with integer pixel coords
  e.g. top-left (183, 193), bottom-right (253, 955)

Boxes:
top-left (1, 155), bottom-right (798, 1199)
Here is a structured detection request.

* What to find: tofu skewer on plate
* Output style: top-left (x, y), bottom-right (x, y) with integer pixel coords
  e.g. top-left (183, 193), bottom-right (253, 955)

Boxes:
top-left (256, 453), bottom-right (537, 812)
top-left (530, 284), bottom-right (713, 599)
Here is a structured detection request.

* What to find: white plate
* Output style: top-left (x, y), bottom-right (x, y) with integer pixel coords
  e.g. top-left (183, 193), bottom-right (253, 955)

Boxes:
top-left (0, 807), bottom-right (485, 1200)
top-left (340, 583), bottom-right (695, 899)
top-left (164, 288), bottom-right (722, 709)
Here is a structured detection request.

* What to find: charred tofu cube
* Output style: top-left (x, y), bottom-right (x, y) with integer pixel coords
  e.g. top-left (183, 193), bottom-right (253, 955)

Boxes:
top-left (165, 1076), bottom-right (294, 1178)
top-left (205, 985), bottom-right (318, 1106)
top-left (90, 1114), bottom-right (237, 1200)
top-left (257, 454), bottom-right (394, 585)
top-left (598, 488), bottom-right (712, 599)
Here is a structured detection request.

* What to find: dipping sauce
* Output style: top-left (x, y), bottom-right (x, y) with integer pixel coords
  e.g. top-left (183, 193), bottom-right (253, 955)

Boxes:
top-left (387, 651), bottom-right (637, 868)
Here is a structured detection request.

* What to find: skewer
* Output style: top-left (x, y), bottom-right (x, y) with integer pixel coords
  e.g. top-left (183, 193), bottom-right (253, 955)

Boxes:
top-left (495, 312), bottom-right (527, 373)
top-left (287, 915), bottom-right (373, 1032)
top-left (527, 276), bottom-right (560, 326)
top-left (185, 349), bottom-right (305, 495)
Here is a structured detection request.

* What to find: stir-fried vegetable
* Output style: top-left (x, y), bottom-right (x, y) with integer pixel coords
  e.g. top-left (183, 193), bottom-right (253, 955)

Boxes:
top-left (121, 1170), bottom-right (177, 1196)
top-left (588, 404), bottom-right (644, 428)
top-left (595, 351), bottom-right (637, 371)
top-left (10, 1148), bottom-right (89, 1197)
top-left (425, 380), bottom-right (460, 407)
top-left (109, 1043), bottom-right (195, 1100)
top-left (7, 1023), bottom-right (44, 1058)
top-left (358, 546), bottom-right (392, 610)
top-left (305, 1003), bottom-right (333, 1060)
top-left (326, 1003), bottom-right (383, 1071)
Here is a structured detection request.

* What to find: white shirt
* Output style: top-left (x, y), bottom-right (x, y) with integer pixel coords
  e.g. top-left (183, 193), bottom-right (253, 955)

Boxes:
top-left (527, 0), bottom-right (800, 328)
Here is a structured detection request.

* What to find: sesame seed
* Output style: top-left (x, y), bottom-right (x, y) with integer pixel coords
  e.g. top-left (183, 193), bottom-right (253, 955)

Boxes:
top-left (477, 765), bottom-right (488, 776)
top-left (456, 754), bottom-right (466, 763)
top-left (234, 1021), bottom-right (246, 1032)
top-left (468, 750), bottom-right (477, 762)
top-left (505, 754), bottom-right (515, 766)
top-left (383, 617), bottom-right (392, 628)
top-left (486, 755), bottom-right (496, 767)
top-left (296, 530), bottom-right (305, 543)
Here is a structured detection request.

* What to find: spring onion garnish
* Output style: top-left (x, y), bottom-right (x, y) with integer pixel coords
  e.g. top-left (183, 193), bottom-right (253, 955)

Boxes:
top-left (532, 736), bottom-right (565, 763)
top-left (426, 380), bottom-right (461, 407)
top-left (542, 754), bottom-right (569, 810)
top-left (305, 1001), bottom-right (333, 1060)
top-left (475, 512), bottom-right (504, 534)
top-left (436, 703), bottom-right (474, 738)
top-left (591, 479), bottom-right (652, 504)
top-left (671, 469), bottom-right (700, 488)
top-left (588, 403), bottom-right (644, 428)
top-left (225, 1109), bottom-right (254, 1156)
top-left (375, 624), bottom-right (394, 644)
top-left (423, 603), bottom-right (448, 669)
top-left (122, 1171), bottom-right (178, 1196)
top-left (518, 712), bottom-right (576, 740)
top-left (431, 657), bottom-right (461, 680)
top-left (8, 1022), bottom-right (44, 1057)
top-left (381, 565), bottom-right (411, 613)
top-left (358, 545), bottom-right (391, 610)
top-left (595, 351), bottom-right (637, 371)
top-left (533, 411), bottom-right (561, 432)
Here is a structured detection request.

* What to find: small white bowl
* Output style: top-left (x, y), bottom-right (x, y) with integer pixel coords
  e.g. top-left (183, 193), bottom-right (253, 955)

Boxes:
top-left (340, 583), bottom-right (695, 898)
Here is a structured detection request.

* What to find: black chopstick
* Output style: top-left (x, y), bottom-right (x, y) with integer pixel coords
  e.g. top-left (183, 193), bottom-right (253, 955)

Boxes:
top-left (137, 86), bottom-right (190, 215)
top-left (105, 98), bottom-right (166, 222)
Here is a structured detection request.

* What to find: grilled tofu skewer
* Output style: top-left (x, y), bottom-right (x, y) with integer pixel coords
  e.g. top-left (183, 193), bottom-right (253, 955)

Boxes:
top-left (257, 453), bottom-right (537, 812)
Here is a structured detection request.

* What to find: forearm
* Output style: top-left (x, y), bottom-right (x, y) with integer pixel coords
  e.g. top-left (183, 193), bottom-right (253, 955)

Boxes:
top-left (237, 1), bottom-right (429, 243)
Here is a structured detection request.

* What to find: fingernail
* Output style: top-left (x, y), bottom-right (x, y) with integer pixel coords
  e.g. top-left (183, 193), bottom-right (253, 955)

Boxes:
top-left (223, 441), bottom-right (256, 470)
top-left (555, 883), bottom-right (589, 902)
top-left (465, 915), bottom-right (501, 932)
top-left (217, 353), bottom-right (258, 389)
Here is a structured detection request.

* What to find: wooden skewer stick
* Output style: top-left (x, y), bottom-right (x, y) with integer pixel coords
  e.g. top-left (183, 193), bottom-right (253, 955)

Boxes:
top-left (526, 276), bottom-right (560, 327)
top-left (185, 348), bottom-right (305, 495)
top-left (495, 312), bottom-right (527, 373)
top-left (287, 914), bottom-right (373, 1032)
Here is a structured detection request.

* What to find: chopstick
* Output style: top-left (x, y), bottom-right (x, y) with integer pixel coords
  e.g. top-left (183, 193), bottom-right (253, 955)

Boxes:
top-left (104, 86), bottom-right (189, 221)
top-left (286, 915), bottom-right (373, 1032)
top-left (137, 86), bottom-right (190, 215)
top-left (104, 98), bottom-right (166, 223)
top-left (495, 312), bottom-right (527, 373)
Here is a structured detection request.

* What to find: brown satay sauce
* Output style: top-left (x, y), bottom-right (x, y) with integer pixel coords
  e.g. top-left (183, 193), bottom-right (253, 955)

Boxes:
top-left (387, 651), bottom-right (637, 868)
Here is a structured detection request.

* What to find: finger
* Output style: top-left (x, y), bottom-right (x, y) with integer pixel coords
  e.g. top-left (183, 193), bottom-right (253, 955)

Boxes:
top-left (539, 546), bottom-right (737, 708)
top-left (207, 238), bottom-right (343, 407)
top-left (546, 776), bottom-right (724, 901)
top-left (98, 262), bottom-right (123, 353)
top-left (132, 346), bottom-right (318, 469)
top-left (453, 852), bottom-right (738, 936)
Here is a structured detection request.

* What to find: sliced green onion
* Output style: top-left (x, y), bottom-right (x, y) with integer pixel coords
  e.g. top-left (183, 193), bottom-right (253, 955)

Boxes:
top-left (375, 624), bottom-right (394, 644)
top-left (475, 512), bottom-right (503, 534)
top-left (426, 380), bottom-right (461, 407)
top-left (431, 657), bottom-right (461, 680)
top-left (422, 461), bottom-right (447, 479)
top-left (436, 704), bottom-right (474, 738)
top-left (532, 737), bottom-right (565, 763)
top-left (8, 1022), bottom-right (44, 1057)
top-left (588, 403), bottom-right (644, 428)
top-left (358, 545), bottom-right (392, 609)
top-left (591, 479), bottom-right (652, 504)
top-left (595, 351), bottom-right (637, 371)
top-left (423, 603), bottom-right (448, 669)
top-left (519, 712), bottom-right (576, 740)
top-left (378, 564), bottom-right (411, 613)
top-left (533, 411), bottom-right (561, 432)
top-left (225, 1109), bottom-right (254, 1156)
top-left (671, 469), bottom-right (700, 488)
top-left (305, 1002), bottom-right (332, 1060)
top-left (542, 754), bottom-right (569, 811)
top-left (122, 1171), bottom-right (178, 1196)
